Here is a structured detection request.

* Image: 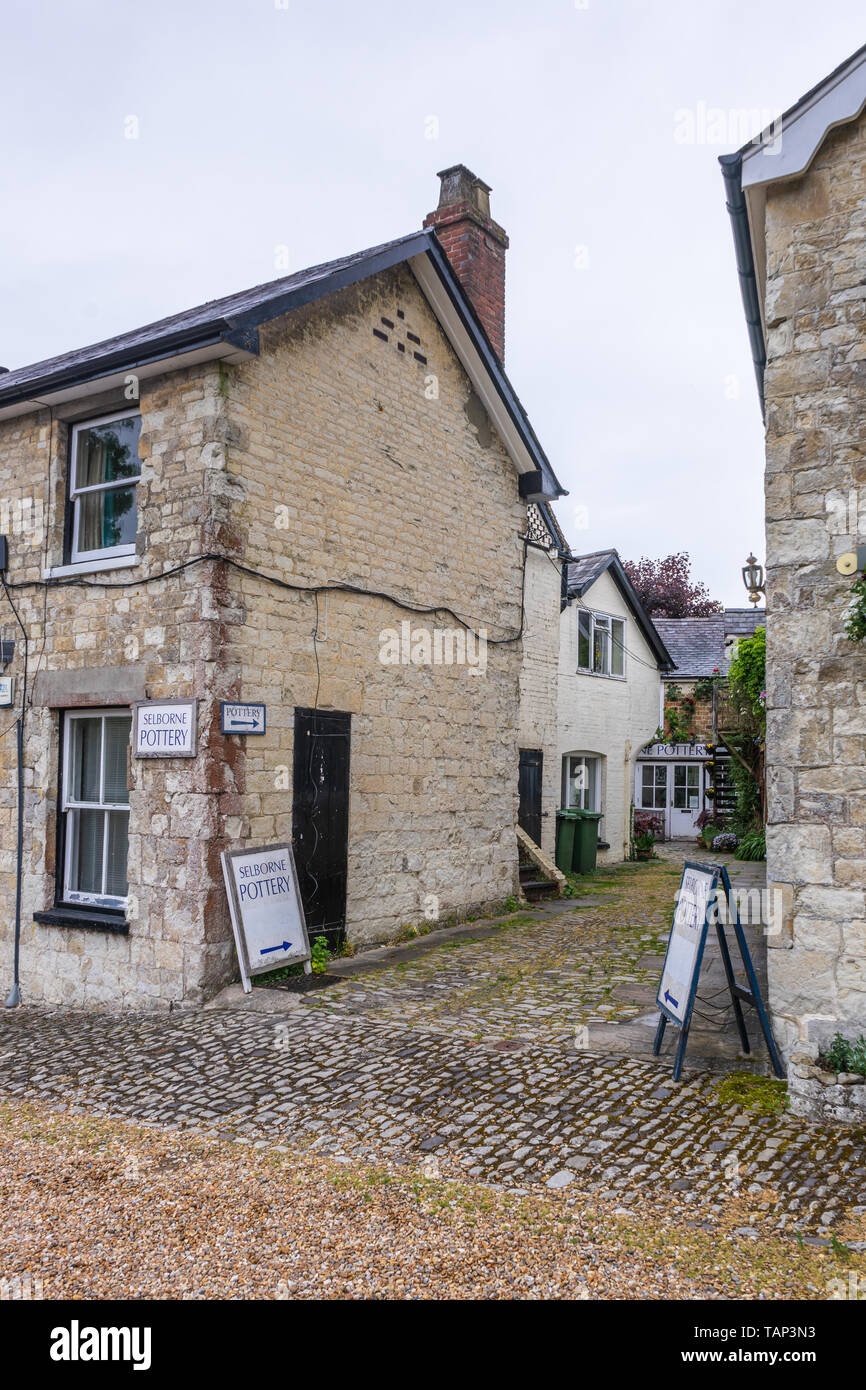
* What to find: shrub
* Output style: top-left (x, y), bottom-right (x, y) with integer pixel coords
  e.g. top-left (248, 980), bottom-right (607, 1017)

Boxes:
top-left (822, 1032), bottom-right (866, 1076)
top-left (634, 831), bottom-right (656, 856)
top-left (633, 810), bottom-right (663, 840)
top-left (735, 829), bottom-right (766, 861)
top-left (699, 822), bottom-right (720, 847)
top-left (712, 832), bottom-right (738, 852)
top-left (310, 935), bottom-right (331, 974)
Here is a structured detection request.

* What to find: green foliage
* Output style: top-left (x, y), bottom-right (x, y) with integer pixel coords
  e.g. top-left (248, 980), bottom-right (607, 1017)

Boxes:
top-left (727, 626), bottom-right (766, 733)
top-left (715, 1071), bottom-right (788, 1115)
top-left (310, 935), bottom-right (331, 974)
top-left (503, 895), bottom-right (520, 914)
top-left (735, 829), bottom-right (766, 861)
top-left (634, 831), bottom-right (655, 856)
top-left (843, 574), bottom-right (866, 643)
top-left (693, 672), bottom-right (722, 702)
top-left (699, 822), bottom-right (721, 848)
top-left (823, 1032), bottom-right (866, 1076)
top-left (730, 754), bottom-right (762, 834)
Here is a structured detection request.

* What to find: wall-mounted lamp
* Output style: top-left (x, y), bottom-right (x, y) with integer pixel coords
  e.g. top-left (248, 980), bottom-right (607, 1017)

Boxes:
top-left (742, 553), bottom-right (766, 607)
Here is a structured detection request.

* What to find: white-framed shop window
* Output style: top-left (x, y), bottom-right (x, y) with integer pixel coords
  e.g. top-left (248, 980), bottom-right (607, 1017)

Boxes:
top-left (640, 763), bottom-right (667, 809)
top-left (577, 609), bottom-right (626, 678)
top-left (68, 411), bottom-right (142, 565)
top-left (61, 709), bottom-right (132, 910)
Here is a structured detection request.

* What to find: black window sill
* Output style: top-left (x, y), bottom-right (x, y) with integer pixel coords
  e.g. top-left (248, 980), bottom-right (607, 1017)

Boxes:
top-left (597, 841), bottom-right (611, 850)
top-left (34, 907), bottom-right (128, 936)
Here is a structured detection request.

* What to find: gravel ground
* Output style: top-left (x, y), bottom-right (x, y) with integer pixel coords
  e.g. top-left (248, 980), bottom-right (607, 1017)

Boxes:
top-left (2, 1099), bottom-right (863, 1300)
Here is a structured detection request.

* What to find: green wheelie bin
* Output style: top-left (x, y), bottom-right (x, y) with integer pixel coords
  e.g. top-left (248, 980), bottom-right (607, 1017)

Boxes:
top-left (570, 808), bottom-right (602, 874)
top-left (555, 809), bottom-right (580, 874)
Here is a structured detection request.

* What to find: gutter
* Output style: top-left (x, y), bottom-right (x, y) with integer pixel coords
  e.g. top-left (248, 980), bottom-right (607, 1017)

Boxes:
top-left (719, 152), bottom-right (766, 414)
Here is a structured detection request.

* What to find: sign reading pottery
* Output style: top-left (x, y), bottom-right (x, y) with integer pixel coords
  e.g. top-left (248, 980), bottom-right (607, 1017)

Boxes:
top-left (640, 742), bottom-right (709, 759)
top-left (221, 842), bottom-right (311, 992)
top-left (221, 701), bottom-right (266, 736)
top-left (0, 676), bottom-right (13, 707)
top-left (133, 699), bottom-right (197, 758)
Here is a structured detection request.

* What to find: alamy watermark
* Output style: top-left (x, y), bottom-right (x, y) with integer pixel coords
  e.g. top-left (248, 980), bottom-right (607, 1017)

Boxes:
top-left (379, 620), bottom-right (487, 675)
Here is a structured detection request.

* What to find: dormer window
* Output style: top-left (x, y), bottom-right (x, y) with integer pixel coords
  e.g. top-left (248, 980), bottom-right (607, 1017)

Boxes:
top-left (67, 412), bottom-right (141, 565)
top-left (577, 609), bottom-right (626, 678)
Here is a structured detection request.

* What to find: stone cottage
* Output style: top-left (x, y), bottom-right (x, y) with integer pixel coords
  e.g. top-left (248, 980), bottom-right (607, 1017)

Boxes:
top-left (721, 42), bottom-right (866, 1073)
top-left (558, 549), bottom-right (673, 862)
top-left (636, 608), bottom-right (765, 839)
top-left (0, 164), bottom-right (565, 1008)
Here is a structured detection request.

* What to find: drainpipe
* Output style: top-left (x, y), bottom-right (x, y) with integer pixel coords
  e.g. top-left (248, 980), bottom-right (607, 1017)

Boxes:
top-left (4, 714), bottom-right (23, 1008)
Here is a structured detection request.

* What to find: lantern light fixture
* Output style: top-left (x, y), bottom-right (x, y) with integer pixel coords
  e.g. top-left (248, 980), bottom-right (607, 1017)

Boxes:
top-left (742, 553), bottom-right (765, 606)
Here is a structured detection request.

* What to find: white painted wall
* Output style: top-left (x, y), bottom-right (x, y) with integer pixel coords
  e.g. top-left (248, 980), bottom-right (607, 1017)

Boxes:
top-left (557, 568), bottom-right (663, 863)
top-left (519, 544), bottom-right (562, 859)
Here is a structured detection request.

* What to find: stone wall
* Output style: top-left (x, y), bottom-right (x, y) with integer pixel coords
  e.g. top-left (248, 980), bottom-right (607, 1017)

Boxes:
top-left (219, 265), bottom-right (525, 945)
top-left (0, 262), bottom-right (528, 1004)
top-left (761, 111), bottom-right (866, 1067)
top-left (0, 365), bottom-right (236, 1007)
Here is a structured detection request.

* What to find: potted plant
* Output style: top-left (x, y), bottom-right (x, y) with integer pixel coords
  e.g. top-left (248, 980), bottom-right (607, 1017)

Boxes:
top-left (634, 831), bottom-right (655, 861)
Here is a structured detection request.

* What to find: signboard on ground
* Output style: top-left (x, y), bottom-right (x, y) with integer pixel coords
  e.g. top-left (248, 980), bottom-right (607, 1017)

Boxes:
top-left (656, 861), bottom-right (717, 1027)
top-left (134, 699), bottom-right (197, 757)
top-left (221, 842), bottom-right (311, 992)
top-left (221, 701), bottom-right (266, 735)
top-left (654, 860), bottom-right (784, 1081)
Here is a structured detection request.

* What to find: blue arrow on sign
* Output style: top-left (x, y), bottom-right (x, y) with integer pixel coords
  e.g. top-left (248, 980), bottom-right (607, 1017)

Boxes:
top-left (260, 941), bottom-right (292, 955)
top-left (664, 989), bottom-right (679, 1009)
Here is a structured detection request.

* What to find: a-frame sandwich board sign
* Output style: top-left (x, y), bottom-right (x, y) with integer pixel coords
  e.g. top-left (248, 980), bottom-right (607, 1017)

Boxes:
top-left (653, 860), bottom-right (784, 1082)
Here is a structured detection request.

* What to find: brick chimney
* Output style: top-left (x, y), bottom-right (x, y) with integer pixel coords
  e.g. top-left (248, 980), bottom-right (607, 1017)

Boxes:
top-left (424, 165), bottom-right (509, 363)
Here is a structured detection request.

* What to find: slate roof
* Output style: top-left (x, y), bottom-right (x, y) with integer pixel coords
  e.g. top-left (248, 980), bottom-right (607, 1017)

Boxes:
top-left (653, 617), bottom-right (726, 678)
top-left (654, 609), bottom-right (765, 677)
top-left (724, 607), bottom-right (766, 637)
top-left (0, 227), bottom-right (565, 499)
top-left (564, 549), bottom-right (619, 595)
top-left (0, 234), bottom-right (427, 400)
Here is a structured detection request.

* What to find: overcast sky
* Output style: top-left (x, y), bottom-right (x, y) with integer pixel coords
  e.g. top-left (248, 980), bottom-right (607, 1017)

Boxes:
top-left (2, 1), bottom-right (863, 605)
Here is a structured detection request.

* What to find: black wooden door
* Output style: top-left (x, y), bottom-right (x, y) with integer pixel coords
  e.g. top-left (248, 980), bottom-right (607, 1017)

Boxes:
top-left (518, 748), bottom-right (543, 846)
top-left (292, 708), bottom-right (351, 951)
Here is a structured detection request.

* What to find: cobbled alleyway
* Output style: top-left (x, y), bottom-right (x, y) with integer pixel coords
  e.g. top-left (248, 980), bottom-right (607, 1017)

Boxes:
top-left (1, 854), bottom-right (865, 1244)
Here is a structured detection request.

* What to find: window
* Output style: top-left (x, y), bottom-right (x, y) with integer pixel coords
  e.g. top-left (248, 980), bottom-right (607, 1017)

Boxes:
top-left (641, 763), bottom-right (667, 809)
top-left (673, 763), bottom-right (700, 810)
top-left (563, 754), bottom-right (601, 811)
top-left (61, 710), bottom-right (132, 910)
top-left (68, 413), bottom-right (141, 564)
top-left (577, 609), bottom-right (626, 678)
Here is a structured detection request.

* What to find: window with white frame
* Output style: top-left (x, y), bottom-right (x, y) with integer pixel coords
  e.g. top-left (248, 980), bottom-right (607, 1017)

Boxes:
top-left (562, 753), bottom-right (604, 838)
top-left (61, 709), bottom-right (132, 910)
top-left (68, 412), bottom-right (141, 564)
top-left (640, 763), bottom-right (667, 809)
top-left (577, 609), bottom-right (625, 677)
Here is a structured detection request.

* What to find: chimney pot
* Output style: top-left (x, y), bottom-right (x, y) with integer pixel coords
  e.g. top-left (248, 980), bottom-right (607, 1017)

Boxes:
top-left (424, 164), bottom-right (508, 362)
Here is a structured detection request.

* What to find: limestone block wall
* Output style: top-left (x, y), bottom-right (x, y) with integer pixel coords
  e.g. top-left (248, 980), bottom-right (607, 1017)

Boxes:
top-left (219, 265), bottom-right (525, 944)
top-left (0, 365), bottom-right (238, 1007)
top-left (518, 544), bottom-right (562, 859)
top-left (0, 261), bottom-right (529, 1004)
top-left (761, 112), bottom-right (866, 1060)
top-left (558, 569), bottom-right (662, 862)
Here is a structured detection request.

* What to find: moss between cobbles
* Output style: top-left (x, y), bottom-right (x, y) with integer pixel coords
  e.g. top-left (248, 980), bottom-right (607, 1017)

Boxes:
top-left (716, 1072), bottom-right (789, 1116)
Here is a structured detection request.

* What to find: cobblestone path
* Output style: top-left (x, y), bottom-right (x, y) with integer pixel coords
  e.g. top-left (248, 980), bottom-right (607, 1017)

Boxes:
top-left (2, 855), bottom-right (864, 1241)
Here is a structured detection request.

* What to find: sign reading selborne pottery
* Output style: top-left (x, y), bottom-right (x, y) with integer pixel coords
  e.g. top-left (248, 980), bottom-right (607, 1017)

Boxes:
top-left (133, 698), bottom-right (197, 758)
top-left (221, 842), bottom-right (311, 992)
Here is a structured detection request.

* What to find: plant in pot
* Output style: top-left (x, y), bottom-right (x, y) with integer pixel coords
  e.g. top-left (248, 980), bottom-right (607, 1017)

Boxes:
top-left (634, 831), bottom-right (656, 861)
